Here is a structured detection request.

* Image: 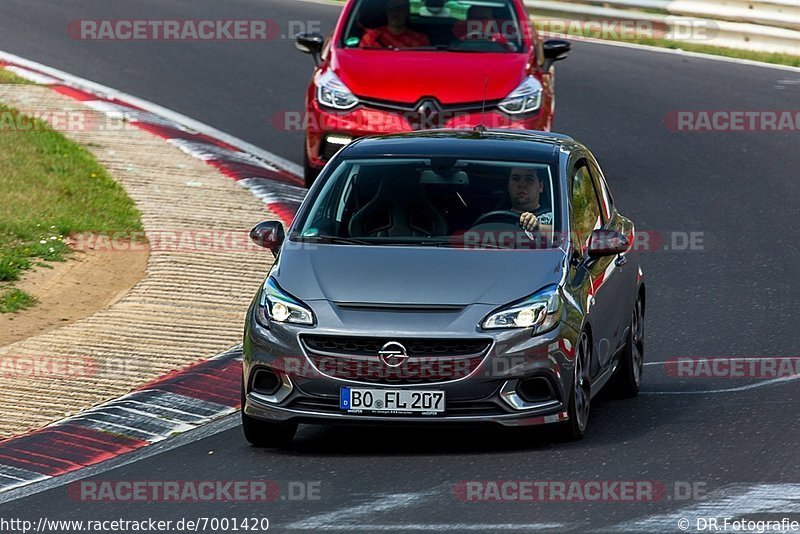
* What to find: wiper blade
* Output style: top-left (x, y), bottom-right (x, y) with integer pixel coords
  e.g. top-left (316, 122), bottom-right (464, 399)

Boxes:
top-left (299, 236), bottom-right (372, 246)
top-left (434, 45), bottom-right (486, 53)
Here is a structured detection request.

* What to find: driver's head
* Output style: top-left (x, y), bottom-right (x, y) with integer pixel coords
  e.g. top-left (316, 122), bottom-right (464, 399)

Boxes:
top-left (386, 0), bottom-right (411, 27)
top-left (508, 167), bottom-right (543, 211)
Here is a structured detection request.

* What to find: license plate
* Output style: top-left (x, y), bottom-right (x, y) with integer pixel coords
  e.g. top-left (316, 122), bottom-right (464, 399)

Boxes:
top-left (340, 387), bottom-right (445, 415)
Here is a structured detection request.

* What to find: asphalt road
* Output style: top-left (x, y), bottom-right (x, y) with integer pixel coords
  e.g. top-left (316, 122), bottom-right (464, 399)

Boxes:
top-left (1, 0), bottom-right (799, 532)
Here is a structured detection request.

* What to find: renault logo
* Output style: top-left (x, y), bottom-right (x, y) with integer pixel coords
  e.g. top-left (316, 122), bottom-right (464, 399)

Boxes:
top-left (411, 98), bottom-right (443, 130)
top-left (378, 341), bottom-right (409, 368)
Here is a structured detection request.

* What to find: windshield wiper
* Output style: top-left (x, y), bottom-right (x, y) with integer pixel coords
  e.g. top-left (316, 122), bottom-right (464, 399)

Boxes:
top-left (298, 236), bottom-right (372, 246)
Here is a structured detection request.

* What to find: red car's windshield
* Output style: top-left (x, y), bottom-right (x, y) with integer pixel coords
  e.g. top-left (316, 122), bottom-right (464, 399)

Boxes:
top-left (340, 0), bottom-right (526, 53)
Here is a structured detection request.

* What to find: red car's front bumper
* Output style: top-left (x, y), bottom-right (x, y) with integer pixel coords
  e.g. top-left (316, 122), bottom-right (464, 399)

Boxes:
top-left (304, 99), bottom-right (551, 171)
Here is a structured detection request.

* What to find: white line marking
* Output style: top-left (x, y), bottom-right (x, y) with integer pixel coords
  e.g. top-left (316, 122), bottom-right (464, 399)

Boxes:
top-left (603, 483), bottom-right (800, 532)
top-left (285, 491), bottom-right (438, 530)
top-left (0, 49), bottom-right (303, 176)
top-left (3, 65), bottom-right (59, 84)
top-left (641, 361), bottom-right (800, 394)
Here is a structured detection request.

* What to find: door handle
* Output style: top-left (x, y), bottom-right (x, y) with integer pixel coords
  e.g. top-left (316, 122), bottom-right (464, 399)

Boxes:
top-left (615, 254), bottom-right (627, 268)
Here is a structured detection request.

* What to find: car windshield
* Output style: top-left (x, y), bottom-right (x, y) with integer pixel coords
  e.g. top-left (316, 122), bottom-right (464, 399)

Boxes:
top-left (292, 157), bottom-right (560, 250)
top-left (341, 0), bottom-right (526, 53)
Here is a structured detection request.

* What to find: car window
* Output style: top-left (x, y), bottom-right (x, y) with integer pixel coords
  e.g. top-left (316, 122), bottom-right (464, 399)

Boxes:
top-left (293, 157), bottom-right (559, 249)
top-left (341, 0), bottom-right (525, 52)
top-left (570, 164), bottom-right (603, 253)
top-left (588, 161), bottom-right (613, 220)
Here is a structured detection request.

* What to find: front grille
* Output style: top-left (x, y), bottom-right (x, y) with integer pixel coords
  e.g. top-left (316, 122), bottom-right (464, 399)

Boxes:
top-left (306, 354), bottom-right (485, 384)
top-left (300, 335), bottom-right (492, 385)
top-left (303, 336), bottom-right (490, 357)
top-left (358, 96), bottom-right (502, 114)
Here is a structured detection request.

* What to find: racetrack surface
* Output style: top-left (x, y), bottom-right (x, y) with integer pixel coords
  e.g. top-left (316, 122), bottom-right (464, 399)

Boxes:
top-left (1, 0), bottom-right (799, 531)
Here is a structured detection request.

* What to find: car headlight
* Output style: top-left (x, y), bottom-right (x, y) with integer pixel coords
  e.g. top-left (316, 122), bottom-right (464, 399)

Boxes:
top-left (256, 277), bottom-right (315, 326)
top-left (315, 70), bottom-right (359, 110)
top-left (498, 76), bottom-right (542, 115)
top-left (482, 285), bottom-right (561, 332)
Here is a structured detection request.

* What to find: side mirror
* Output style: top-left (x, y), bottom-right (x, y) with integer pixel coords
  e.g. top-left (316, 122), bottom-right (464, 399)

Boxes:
top-left (296, 32), bottom-right (325, 66)
top-left (542, 39), bottom-right (571, 72)
top-left (588, 229), bottom-right (630, 258)
top-left (250, 221), bottom-right (285, 256)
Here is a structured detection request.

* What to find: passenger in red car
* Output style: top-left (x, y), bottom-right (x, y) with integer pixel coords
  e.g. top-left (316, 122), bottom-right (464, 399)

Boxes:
top-left (360, 0), bottom-right (431, 49)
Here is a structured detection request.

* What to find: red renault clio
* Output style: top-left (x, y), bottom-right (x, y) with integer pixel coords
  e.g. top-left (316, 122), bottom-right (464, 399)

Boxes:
top-left (295, 0), bottom-right (571, 186)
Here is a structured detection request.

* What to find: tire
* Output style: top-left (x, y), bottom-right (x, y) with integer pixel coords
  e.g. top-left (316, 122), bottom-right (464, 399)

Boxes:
top-left (609, 294), bottom-right (645, 398)
top-left (559, 330), bottom-right (591, 441)
top-left (303, 150), bottom-right (321, 189)
top-left (241, 380), bottom-right (297, 448)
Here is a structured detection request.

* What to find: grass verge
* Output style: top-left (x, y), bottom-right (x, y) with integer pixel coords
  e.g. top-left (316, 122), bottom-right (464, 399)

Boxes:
top-left (0, 101), bottom-right (143, 313)
top-left (0, 68), bottom-right (33, 85)
top-left (534, 24), bottom-right (800, 68)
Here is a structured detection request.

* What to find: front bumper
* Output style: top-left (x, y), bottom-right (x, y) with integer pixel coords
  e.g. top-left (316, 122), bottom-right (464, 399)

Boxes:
top-left (304, 99), bottom-right (549, 170)
top-left (242, 303), bottom-right (579, 428)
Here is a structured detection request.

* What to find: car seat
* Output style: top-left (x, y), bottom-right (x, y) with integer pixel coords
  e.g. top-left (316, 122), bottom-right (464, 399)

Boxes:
top-left (348, 174), bottom-right (448, 237)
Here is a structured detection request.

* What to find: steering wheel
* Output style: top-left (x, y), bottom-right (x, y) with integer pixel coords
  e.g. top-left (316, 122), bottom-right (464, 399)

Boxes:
top-left (464, 30), bottom-right (495, 41)
top-left (471, 210), bottom-right (521, 227)
top-left (461, 31), bottom-right (515, 51)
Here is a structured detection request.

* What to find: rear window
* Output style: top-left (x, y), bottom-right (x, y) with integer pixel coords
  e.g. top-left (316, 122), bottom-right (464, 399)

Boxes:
top-left (341, 0), bottom-right (526, 52)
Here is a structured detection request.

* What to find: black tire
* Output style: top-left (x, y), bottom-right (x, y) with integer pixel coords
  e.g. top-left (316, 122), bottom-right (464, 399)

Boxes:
top-left (241, 380), bottom-right (297, 447)
top-left (303, 151), bottom-right (321, 189)
top-left (609, 294), bottom-right (645, 398)
top-left (558, 330), bottom-right (591, 441)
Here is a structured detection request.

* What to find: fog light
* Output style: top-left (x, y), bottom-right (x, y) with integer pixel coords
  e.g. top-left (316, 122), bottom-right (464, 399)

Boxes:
top-left (517, 377), bottom-right (555, 403)
top-left (326, 134), bottom-right (352, 146)
top-left (252, 369), bottom-right (281, 396)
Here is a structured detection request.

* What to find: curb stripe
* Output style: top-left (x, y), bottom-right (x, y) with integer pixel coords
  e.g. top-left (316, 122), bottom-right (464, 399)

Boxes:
top-left (0, 52), bottom-right (302, 494)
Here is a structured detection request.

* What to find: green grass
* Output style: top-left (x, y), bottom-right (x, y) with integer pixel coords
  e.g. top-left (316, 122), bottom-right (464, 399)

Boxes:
top-left (617, 37), bottom-right (800, 68)
top-left (0, 69), bottom-right (33, 85)
top-left (0, 102), bottom-right (143, 313)
top-left (0, 288), bottom-right (37, 313)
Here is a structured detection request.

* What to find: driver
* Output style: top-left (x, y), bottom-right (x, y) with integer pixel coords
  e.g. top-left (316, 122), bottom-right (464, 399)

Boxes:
top-left (360, 0), bottom-right (431, 49)
top-left (507, 166), bottom-right (553, 233)
top-left (458, 6), bottom-right (511, 48)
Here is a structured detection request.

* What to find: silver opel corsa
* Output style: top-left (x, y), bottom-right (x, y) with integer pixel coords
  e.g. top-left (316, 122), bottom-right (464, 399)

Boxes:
top-left (242, 129), bottom-right (645, 446)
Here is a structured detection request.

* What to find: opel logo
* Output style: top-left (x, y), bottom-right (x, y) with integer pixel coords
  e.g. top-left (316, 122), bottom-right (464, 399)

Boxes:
top-left (378, 341), bottom-right (409, 368)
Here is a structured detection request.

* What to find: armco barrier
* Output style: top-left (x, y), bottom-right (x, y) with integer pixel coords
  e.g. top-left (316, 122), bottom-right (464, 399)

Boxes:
top-left (526, 0), bottom-right (800, 55)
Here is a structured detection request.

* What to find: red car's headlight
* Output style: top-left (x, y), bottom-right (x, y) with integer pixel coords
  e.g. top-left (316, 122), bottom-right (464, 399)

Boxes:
top-left (498, 76), bottom-right (543, 115)
top-left (315, 70), bottom-right (359, 110)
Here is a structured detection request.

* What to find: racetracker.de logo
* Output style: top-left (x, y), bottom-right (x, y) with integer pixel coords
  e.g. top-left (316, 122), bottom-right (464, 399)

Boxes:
top-left (535, 18), bottom-right (717, 41)
top-left (665, 110), bottom-right (800, 132)
top-left (0, 355), bottom-right (97, 379)
top-left (0, 110), bottom-right (135, 133)
top-left (66, 19), bottom-right (316, 41)
top-left (453, 480), bottom-right (708, 502)
top-left (665, 357), bottom-right (800, 378)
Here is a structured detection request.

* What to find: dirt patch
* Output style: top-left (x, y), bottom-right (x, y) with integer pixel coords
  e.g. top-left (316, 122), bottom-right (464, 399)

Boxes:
top-left (0, 247), bottom-right (147, 347)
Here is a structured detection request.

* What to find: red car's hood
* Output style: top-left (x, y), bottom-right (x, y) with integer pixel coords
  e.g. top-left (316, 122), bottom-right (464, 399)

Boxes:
top-left (330, 49), bottom-right (528, 105)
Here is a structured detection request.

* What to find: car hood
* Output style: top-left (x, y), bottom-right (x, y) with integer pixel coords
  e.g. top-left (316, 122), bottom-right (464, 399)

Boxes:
top-left (273, 245), bottom-right (566, 306)
top-left (330, 49), bottom-right (528, 105)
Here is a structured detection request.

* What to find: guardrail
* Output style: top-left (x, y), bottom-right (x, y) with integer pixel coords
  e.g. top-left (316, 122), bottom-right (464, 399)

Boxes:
top-left (525, 0), bottom-right (800, 55)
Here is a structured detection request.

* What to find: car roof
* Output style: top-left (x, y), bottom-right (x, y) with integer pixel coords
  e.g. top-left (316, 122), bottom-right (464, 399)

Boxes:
top-left (340, 129), bottom-right (576, 164)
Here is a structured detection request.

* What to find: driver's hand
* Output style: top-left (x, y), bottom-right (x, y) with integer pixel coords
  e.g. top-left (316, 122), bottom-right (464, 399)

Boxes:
top-left (520, 212), bottom-right (539, 231)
